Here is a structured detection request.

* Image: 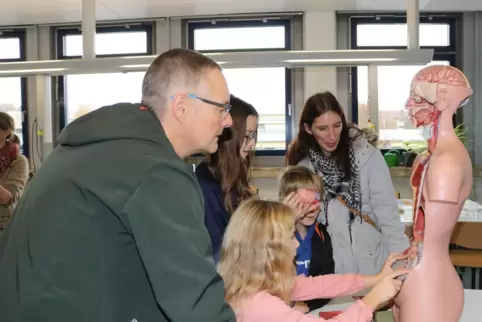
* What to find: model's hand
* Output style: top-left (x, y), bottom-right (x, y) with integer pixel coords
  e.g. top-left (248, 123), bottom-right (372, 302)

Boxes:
top-left (362, 270), bottom-right (409, 311)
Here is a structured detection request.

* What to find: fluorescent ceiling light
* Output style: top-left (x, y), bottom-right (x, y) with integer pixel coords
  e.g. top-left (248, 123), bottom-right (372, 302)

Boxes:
top-left (0, 68), bottom-right (67, 74)
top-left (0, 49), bottom-right (434, 77)
top-left (120, 61), bottom-right (227, 69)
top-left (120, 64), bottom-right (151, 68)
top-left (284, 58), bottom-right (398, 63)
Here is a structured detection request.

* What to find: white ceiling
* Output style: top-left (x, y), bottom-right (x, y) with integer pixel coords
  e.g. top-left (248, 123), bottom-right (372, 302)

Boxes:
top-left (0, 0), bottom-right (480, 26)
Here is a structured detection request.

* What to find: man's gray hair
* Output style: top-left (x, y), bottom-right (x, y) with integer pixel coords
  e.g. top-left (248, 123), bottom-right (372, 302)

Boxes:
top-left (141, 48), bottom-right (222, 114)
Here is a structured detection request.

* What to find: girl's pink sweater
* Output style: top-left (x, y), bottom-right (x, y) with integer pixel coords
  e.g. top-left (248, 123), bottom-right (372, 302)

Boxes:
top-left (235, 274), bottom-right (373, 322)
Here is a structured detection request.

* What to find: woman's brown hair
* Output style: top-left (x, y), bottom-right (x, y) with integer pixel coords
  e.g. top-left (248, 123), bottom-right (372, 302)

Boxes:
top-left (285, 91), bottom-right (360, 179)
top-left (206, 94), bottom-right (259, 213)
top-left (218, 198), bottom-right (296, 306)
top-left (0, 112), bottom-right (15, 141)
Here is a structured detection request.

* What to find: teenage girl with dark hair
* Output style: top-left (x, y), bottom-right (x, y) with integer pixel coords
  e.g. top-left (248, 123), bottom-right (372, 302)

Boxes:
top-left (196, 94), bottom-right (259, 262)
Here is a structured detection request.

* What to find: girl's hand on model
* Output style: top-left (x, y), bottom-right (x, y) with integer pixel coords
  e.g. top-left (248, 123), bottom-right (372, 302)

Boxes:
top-left (379, 252), bottom-right (408, 278)
top-left (362, 270), bottom-right (409, 311)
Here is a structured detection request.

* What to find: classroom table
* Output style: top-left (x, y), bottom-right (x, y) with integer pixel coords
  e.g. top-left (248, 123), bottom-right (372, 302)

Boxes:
top-left (310, 289), bottom-right (482, 321)
top-left (397, 199), bottom-right (482, 223)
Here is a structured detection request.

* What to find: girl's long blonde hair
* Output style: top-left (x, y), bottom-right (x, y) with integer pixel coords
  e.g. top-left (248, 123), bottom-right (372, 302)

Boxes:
top-left (217, 198), bottom-right (296, 305)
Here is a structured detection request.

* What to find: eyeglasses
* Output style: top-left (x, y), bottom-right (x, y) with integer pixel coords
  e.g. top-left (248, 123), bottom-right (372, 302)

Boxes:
top-left (245, 131), bottom-right (257, 142)
top-left (170, 93), bottom-right (231, 118)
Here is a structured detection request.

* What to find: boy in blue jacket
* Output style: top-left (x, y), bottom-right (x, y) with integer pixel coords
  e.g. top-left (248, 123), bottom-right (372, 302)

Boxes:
top-left (279, 165), bottom-right (335, 312)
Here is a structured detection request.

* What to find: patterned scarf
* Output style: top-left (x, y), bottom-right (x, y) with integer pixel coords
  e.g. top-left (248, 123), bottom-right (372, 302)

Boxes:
top-left (0, 141), bottom-right (19, 175)
top-left (308, 144), bottom-right (362, 220)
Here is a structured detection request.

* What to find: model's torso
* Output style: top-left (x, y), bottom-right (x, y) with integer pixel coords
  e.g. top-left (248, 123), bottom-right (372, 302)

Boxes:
top-left (394, 138), bottom-right (471, 322)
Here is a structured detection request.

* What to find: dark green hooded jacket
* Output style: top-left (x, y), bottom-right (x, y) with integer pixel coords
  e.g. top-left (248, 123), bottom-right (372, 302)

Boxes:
top-left (0, 103), bottom-right (235, 322)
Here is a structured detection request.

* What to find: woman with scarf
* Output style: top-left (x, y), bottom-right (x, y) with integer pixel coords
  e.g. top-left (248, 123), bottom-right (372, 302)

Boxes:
top-left (0, 112), bottom-right (29, 232)
top-left (286, 91), bottom-right (409, 275)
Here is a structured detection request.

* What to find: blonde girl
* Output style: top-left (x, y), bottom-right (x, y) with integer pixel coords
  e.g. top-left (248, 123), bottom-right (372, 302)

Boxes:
top-left (218, 198), bottom-right (409, 322)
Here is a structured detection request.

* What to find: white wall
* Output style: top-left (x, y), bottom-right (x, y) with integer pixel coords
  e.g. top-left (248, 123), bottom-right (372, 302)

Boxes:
top-left (252, 11), bottom-right (339, 199)
top-left (303, 12), bottom-right (338, 100)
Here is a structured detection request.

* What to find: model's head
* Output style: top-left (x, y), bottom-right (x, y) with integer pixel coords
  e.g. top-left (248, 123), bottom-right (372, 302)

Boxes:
top-left (405, 65), bottom-right (473, 127)
top-left (207, 94), bottom-right (258, 213)
top-left (218, 198), bottom-right (298, 305)
top-left (141, 48), bottom-right (232, 156)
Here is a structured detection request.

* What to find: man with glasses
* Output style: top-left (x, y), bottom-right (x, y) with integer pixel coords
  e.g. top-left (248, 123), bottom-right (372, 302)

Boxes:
top-left (0, 48), bottom-right (235, 322)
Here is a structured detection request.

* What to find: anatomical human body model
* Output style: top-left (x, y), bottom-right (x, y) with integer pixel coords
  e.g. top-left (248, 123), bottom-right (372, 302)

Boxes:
top-left (392, 65), bottom-right (473, 322)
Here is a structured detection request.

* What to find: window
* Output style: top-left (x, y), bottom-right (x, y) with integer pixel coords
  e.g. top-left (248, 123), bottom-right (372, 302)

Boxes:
top-left (350, 16), bottom-right (457, 149)
top-left (56, 24), bottom-right (153, 129)
top-left (188, 20), bottom-right (292, 155)
top-left (0, 31), bottom-right (27, 156)
top-left (356, 23), bottom-right (451, 47)
top-left (0, 37), bottom-right (21, 59)
top-left (357, 61), bottom-right (450, 148)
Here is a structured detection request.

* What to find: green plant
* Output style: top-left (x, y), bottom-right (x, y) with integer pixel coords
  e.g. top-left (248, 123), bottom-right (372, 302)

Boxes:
top-left (403, 123), bottom-right (468, 154)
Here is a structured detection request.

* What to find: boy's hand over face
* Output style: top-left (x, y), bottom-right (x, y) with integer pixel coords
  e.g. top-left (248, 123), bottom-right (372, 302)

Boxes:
top-left (282, 192), bottom-right (310, 220)
top-left (283, 190), bottom-right (321, 220)
top-left (297, 188), bottom-right (320, 205)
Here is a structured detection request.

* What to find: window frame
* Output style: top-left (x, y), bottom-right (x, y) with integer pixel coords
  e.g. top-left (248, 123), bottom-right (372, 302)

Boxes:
top-left (55, 23), bottom-right (154, 131)
top-left (187, 19), bottom-right (292, 156)
top-left (349, 15), bottom-right (459, 152)
top-left (0, 29), bottom-right (28, 157)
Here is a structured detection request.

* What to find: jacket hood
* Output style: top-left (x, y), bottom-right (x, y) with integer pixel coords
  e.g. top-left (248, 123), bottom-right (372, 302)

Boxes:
top-left (351, 131), bottom-right (376, 168)
top-left (58, 103), bottom-right (166, 147)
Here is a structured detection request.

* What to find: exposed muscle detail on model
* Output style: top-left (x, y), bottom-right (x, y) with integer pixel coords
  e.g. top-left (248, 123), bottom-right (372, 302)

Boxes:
top-left (391, 65), bottom-right (473, 322)
top-left (412, 65), bottom-right (470, 86)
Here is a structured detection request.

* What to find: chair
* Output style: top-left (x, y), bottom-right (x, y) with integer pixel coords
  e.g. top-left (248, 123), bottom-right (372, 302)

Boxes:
top-left (450, 222), bottom-right (482, 289)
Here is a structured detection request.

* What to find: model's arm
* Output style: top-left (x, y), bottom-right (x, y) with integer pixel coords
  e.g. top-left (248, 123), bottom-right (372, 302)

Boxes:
top-left (124, 163), bottom-right (235, 321)
top-left (425, 155), bottom-right (464, 204)
top-left (367, 150), bottom-right (409, 253)
top-left (246, 292), bottom-right (373, 322)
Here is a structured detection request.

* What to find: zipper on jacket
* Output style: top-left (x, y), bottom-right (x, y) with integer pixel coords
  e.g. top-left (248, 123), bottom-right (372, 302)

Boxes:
top-left (348, 213), bottom-right (360, 272)
top-left (348, 213), bottom-right (355, 244)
